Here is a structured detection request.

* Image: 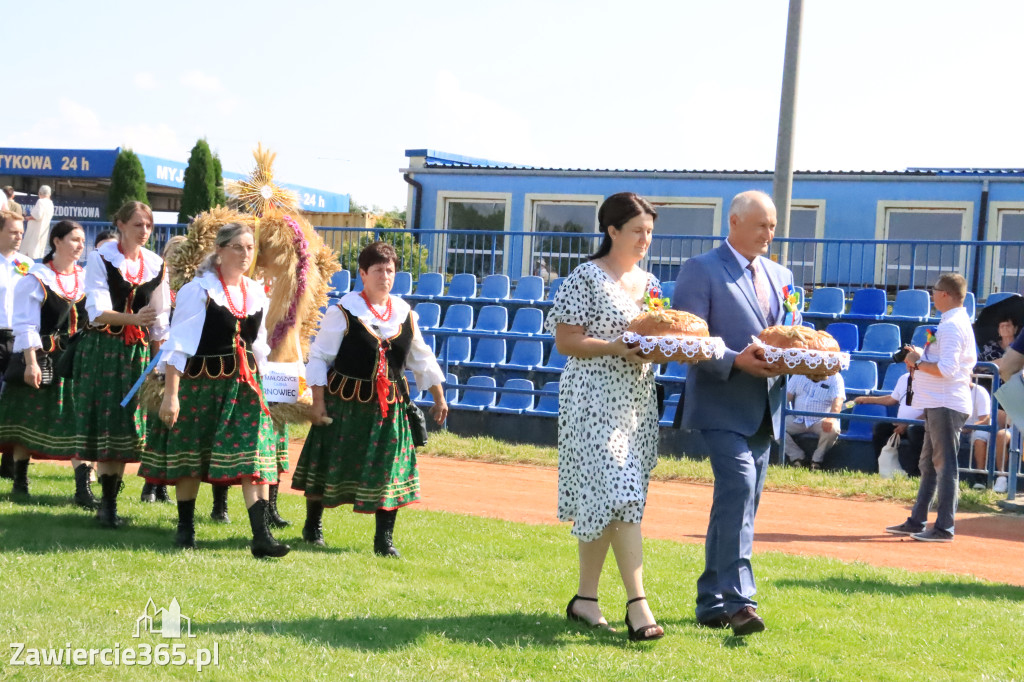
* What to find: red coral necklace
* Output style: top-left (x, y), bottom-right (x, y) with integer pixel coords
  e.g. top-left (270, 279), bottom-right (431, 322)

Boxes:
top-left (217, 268), bottom-right (248, 318)
top-left (118, 244), bottom-right (145, 285)
top-left (360, 291), bottom-right (392, 321)
top-left (48, 263), bottom-right (81, 300)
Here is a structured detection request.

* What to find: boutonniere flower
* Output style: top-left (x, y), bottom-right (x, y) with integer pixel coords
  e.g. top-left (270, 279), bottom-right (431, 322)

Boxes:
top-left (781, 285), bottom-right (801, 313)
top-left (14, 261), bottom-right (30, 276)
top-left (925, 328), bottom-right (937, 345)
top-left (643, 284), bottom-right (670, 312)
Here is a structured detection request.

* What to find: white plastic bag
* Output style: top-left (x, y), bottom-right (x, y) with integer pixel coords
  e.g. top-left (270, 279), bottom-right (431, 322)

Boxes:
top-left (879, 433), bottom-right (907, 479)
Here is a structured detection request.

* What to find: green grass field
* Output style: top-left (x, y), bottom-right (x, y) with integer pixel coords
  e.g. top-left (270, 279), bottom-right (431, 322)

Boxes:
top-left (1, 464), bottom-right (1022, 681)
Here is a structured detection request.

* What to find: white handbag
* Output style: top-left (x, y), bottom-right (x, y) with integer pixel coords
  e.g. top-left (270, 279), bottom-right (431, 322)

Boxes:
top-left (878, 433), bottom-right (906, 479)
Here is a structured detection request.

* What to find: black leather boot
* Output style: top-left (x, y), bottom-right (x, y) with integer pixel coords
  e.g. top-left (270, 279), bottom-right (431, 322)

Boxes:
top-left (175, 499), bottom-right (196, 549)
top-left (373, 509), bottom-right (400, 558)
top-left (140, 482), bottom-right (156, 503)
top-left (154, 485), bottom-right (171, 503)
top-left (73, 464), bottom-right (99, 510)
top-left (302, 498), bottom-right (325, 546)
top-left (0, 450), bottom-right (13, 479)
top-left (11, 458), bottom-right (29, 499)
top-left (210, 484), bottom-right (230, 523)
top-left (96, 474), bottom-right (125, 528)
top-left (266, 483), bottom-right (290, 528)
top-left (247, 500), bottom-right (290, 559)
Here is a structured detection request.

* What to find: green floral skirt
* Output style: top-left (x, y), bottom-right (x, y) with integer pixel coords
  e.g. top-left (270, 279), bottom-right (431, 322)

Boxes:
top-left (291, 395), bottom-right (418, 512)
top-left (275, 422), bottom-right (290, 474)
top-left (0, 377), bottom-right (79, 459)
top-left (71, 332), bottom-right (149, 462)
top-left (139, 373), bottom-right (278, 485)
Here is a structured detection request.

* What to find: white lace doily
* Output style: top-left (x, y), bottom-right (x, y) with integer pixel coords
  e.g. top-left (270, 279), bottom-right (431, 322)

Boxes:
top-left (750, 336), bottom-right (850, 373)
top-left (622, 331), bottom-right (726, 362)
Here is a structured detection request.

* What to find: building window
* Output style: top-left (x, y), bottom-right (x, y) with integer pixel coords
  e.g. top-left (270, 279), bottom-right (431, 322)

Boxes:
top-left (876, 202), bottom-right (973, 288)
top-left (990, 205), bottom-right (1024, 296)
top-left (440, 195), bottom-right (509, 276)
top-left (646, 198), bottom-right (721, 284)
top-left (784, 202), bottom-right (824, 287)
top-left (527, 197), bottom-right (600, 279)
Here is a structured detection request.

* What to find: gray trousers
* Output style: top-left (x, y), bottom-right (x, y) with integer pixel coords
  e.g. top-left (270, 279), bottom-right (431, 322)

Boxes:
top-left (784, 418), bottom-right (840, 464)
top-left (908, 407), bottom-right (969, 534)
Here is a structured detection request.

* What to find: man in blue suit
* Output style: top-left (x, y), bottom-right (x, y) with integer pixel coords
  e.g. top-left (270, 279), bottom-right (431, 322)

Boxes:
top-left (672, 190), bottom-right (799, 636)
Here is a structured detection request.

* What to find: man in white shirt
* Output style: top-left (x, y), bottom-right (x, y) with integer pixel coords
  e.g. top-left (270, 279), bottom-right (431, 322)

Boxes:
top-left (0, 211), bottom-right (27, 480)
top-left (784, 373), bottom-right (846, 470)
top-left (886, 273), bottom-right (977, 542)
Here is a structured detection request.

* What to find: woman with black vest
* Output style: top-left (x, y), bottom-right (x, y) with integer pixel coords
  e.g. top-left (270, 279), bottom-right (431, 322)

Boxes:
top-left (72, 201), bottom-right (170, 528)
top-left (0, 220), bottom-right (94, 506)
top-left (291, 241), bottom-right (447, 556)
top-left (139, 222), bottom-right (289, 559)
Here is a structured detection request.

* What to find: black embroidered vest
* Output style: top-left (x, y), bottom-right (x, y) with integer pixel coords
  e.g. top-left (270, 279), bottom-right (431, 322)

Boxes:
top-left (97, 256), bottom-right (165, 340)
top-left (327, 304), bottom-right (414, 403)
top-left (183, 299), bottom-right (263, 379)
top-left (38, 280), bottom-right (87, 353)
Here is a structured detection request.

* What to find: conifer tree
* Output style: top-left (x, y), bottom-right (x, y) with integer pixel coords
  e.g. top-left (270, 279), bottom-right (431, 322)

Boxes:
top-left (107, 149), bottom-right (148, 217)
top-left (177, 139), bottom-right (216, 223)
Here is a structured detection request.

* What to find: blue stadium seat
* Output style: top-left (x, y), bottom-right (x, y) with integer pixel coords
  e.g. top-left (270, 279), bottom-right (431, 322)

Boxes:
top-left (855, 323), bottom-right (901, 360)
top-left (964, 291), bottom-right (976, 320)
top-left (474, 305), bottom-right (508, 334)
top-left (451, 375), bottom-right (496, 411)
top-left (353, 274), bottom-right (364, 293)
top-left (420, 333), bottom-right (436, 354)
top-left (508, 307), bottom-right (544, 336)
top-left (658, 361), bottom-right (688, 385)
top-left (825, 322), bottom-right (859, 353)
top-left (413, 302), bottom-right (441, 329)
top-left (547, 277), bottom-right (566, 301)
top-left (538, 345), bottom-right (568, 373)
top-left (509, 276), bottom-right (545, 304)
top-left (844, 288), bottom-right (886, 321)
top-left (416, 372), bottom-right (459, 407)
top-left (490, 378), bottom-right (535, 414)
top-left (804, 287), bottom-right (846, 320)
top-left (438, 273), bottom-right (476, 301)
top-left (659, 393), bottom-right (681, 427)
top-left (527, 381), bottom-right (560, 417)
top-left (879, 362), bottom-right (908, 393)
top-left (439, 304), bottom-right (474, 331)
top-left (462, 338), bottom-right (506, 369)
top-left (404, 370), bottom-right (422, 402)
top-left (984, 292), bottom-right (1020, 307)
top-left (329, 270), bottom-right (350, 295)
top-left (888, 289), bottom-right (930, 321)
top-left (392, 271), bottom-right (413, 297)
top-left (842, 360), bottom-right (878, 396)
top-left (407, 272), bottom-right (444, 301)
top-left (505, 340), bottom-right (545, 370)
top-left (660, 281), bottom-right (675, 302)
top-left (842, 404), bottom-right (888, 442)
top-left (479, 274), bottom-right (510, 302)
top-left (437, 336), bottom-right (471, 366)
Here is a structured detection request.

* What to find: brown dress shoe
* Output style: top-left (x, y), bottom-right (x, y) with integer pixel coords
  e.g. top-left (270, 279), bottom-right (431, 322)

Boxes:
top-left (729, 606), bottom-right (766, 636)
top-left (697, 613), bottom-right (731, 629)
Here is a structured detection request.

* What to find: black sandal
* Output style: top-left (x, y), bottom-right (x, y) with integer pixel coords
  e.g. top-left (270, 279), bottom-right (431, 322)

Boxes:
top-left (566, 595), bottom-right (613, 630)
top-left (625, 596), bottom-right (664, 642)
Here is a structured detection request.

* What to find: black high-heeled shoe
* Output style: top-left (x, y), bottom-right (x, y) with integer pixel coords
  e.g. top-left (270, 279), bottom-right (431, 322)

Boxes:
top-left (566, 595), bottom-right (613, 630)
top-left (624, 596), bottom-right (664, 642)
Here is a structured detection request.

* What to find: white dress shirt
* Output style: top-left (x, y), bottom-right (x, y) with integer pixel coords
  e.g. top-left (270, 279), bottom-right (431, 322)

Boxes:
top-left (724, 240), bottom-right (781, 322)
top-left (306, 291), bottom-right (444, 394)
top-left (912, 306), bottom-right (977, 414)
top-left (0, 251), bottom-right (34, 330)
top-left (12, 263), bottom-right (85, 352)
top-left (84, 240), bottom-right (170, 342)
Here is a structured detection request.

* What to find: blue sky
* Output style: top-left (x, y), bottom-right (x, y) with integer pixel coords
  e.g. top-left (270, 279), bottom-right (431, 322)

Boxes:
top-left (6, 0), bottom-right (1021, 211)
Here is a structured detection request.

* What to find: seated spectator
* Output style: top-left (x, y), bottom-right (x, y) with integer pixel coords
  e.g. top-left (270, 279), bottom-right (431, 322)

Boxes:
top-left (958, 381), bottom-right (992, 481)
top-left (980, 316), bottom-right (1020, 362)
top-left (967, 390), bottom-right (1012, 492)
top-left (784, 373), bottom-right (845, 471)
top-left (854, 372), bottom-right (924, 477)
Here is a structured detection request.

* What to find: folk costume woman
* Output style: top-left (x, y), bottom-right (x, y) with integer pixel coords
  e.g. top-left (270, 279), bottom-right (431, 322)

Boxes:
top-left (291, 242), bottom-right (448, 557)
top-left (72, 201), bottom-right (170, 528)
top-left (140, 223), bottom-right (289, 559)
top-left (0, 220), bottom-right (95, 507)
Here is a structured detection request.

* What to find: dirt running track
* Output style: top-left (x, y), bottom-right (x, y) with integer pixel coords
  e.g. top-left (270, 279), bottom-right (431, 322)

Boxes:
top-left (276, 444), bottom-right (1024, 587)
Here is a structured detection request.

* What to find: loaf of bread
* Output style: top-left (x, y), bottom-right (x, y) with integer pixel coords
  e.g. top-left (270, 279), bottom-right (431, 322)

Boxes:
top-left (626, 309), bottom-right (709, 338)
top-left (758, 325), bottom-right (840, 352)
